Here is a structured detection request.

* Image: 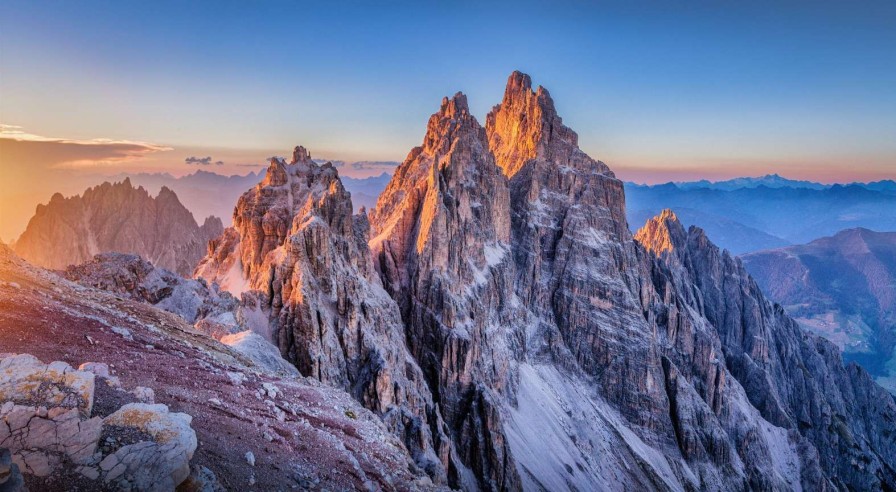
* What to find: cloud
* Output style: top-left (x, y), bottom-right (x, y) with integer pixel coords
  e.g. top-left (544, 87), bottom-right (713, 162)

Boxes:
top-left (350, 161), bottom-right (399, 172)
top-left (314, 159), bottom-right (398, 172)
top-left (184, 156), bottom-right (224, 166)
top-left (0, 123), bottom-right (172, 168)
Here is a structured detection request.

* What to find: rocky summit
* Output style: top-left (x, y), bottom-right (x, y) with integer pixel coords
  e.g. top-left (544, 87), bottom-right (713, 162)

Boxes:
top-left (13, 179), bottom-right (223, 277)
top-left (191, 71), bottom-right (896, 491)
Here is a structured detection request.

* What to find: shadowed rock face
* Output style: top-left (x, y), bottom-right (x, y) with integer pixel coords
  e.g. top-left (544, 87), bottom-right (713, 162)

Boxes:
top-left (195, 147), bottom-right (458, 484)
top-left (13, 179), bottom-right (222, 277)
top-left (370, 72), bottom-right (896, 491)
top-left (371, 92), bottom-right (521, 490)
top-left (194, 72), bottom-right (896, 491)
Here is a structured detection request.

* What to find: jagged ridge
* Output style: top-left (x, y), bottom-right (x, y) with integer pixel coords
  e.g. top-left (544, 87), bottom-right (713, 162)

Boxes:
top-left (13, 179), bottom-right (222, 277)
top-left (193, 72), bottom-right (896, 491)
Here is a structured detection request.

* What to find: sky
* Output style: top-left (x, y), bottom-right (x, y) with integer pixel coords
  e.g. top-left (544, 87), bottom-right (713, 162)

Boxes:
top-left (1, 1), bottom-right (895, 239)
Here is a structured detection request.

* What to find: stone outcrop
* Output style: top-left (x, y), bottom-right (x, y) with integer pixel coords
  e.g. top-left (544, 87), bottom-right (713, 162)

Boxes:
top-left (190, 71), bottom-right (896, 491)
top-left (0, 244), bottom-right (441, 491)
top-left (64, 253), bottom-right (297, 377)
top-left (0, 354), bottom-right (197, 491)
top-left (369, 71), bottom-right (896, 490)
top-left (64, 253), bottom-right (237, 325)
top-left (13, 179), bottom-right (222, 277)
top-left (195, 147), bottom-right (457, 483)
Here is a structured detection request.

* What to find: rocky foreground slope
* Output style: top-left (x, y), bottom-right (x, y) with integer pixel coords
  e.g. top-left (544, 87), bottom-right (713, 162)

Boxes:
top-left (195, 71), bottom-right (896, 490)
top-left (13, 179), bottom-right (223, 276)
top-left (0, 243), bottom-right (440, 490)
top-left (742, 228), bottom-right (896, 392)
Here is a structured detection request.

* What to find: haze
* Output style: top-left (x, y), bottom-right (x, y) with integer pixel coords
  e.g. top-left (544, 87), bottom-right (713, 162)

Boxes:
top-left (1, 1), bottom-right (894, 241)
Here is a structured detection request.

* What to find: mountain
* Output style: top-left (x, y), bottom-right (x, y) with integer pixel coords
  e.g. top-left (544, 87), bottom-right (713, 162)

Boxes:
top-left (125, 168), bottom-right (390, 222)
top-left (628, 207), bottom-right (791, 254)
top-left (122, 169), bottom-right (264, 227)
top-left (0, 243), bottom-right (440, 491)
top-left (13, 179), bottom-right (222, 276)
top-left (342, 172), bottom-right (393, 210)
top-left (741, 228), bottom-right (896, 392)
top-left (195, 146), bottom-right (456, 483)
top-left (675, 173), bottom-right (829, 191)
top-left (194, 71), bottom-right (896, 490)
top-left (862, 179), bottom-right (896, 195)
top-left (625, 181), bottom-right (896, 253)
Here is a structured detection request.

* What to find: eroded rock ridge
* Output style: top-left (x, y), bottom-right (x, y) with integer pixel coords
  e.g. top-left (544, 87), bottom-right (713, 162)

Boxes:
top-left (14, 179), bottom-right (222, 277)
top-left (194, 72), bottom-right (896, 491)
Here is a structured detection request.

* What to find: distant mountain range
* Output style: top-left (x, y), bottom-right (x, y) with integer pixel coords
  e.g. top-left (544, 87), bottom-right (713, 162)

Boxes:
top-left (671, 173), bottom-right (896, 193)
top-left (114, 169), bottom-right (263, 226)
top-left (625, 178), bottom-right (896, 254)
top-left (742, 228), bottom-right (896, 392)
top-left (113, 170), bottom-right (895, 260)
top-left (118, 168), bottom-right (392, 226)
top-left (111, 170), bottom-right (895, 259)
top-left (14, 178), bottom-right (222, 276)
top-left (674, 173), bottom-right (830, 191)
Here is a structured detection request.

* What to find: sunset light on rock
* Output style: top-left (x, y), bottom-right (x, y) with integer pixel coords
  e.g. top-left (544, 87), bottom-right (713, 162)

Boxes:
top-left (1, 2), bottom-right (895, 490)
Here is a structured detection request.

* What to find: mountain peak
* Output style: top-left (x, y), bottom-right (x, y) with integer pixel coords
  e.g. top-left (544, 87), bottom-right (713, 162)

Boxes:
top-left (420, 92), bottom-right (483, 156)
top-left (291, 145), bottom-right (312, 164)
top-left (486, 71), bottom-right (583, 177)
top-left (506, 70), bottom-right (533, 93)
top-left (439, 92), bottom-right (469, 117)
top-left (634, 208), bottom-right (687, 256)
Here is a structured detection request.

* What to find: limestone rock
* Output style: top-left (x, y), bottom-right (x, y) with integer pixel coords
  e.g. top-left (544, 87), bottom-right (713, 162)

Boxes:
top-left (195, 146), bottom-right (456, 483)
top-left (101, 403), bottom-right (197, 490)
top-left (364, 71), bottom-right (896, 490)
top-left (64, 253), bottom-right (237, 325)
top-left (0, 354), bottom-right (198, 491)
top-left (0, 354), bottom-right (94, 417)
top-left (13, 179), bottom-right (222, 276)
top-left (371, 91), bottom-right (522, 490)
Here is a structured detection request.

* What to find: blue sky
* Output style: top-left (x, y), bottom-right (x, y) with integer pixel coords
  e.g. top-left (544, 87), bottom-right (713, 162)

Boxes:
top-left (1, 0), bottom-right (895, 182)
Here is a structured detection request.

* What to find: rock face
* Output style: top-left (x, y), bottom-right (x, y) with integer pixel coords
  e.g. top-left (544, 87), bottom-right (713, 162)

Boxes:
top-left (741, 228), bottom-right (896, 392)
top-left (64, 253), bottom-right (237, 325)
top-left (0, 354), bottom-right (197, 491)
top-left (63, 252), bottom-right (298, 376)
top-left (192, 71), bottom-right (896, 491)
top-left (195, 147), bottom-right (457, 483)
top-left (371, 72), bottom-right (896, 490)
top-left (0, 240), bottom-right (441, 491)
top-left (371, 93), bottom-right (521, 489)
top-left (13, 179), bottom-right (223, 277)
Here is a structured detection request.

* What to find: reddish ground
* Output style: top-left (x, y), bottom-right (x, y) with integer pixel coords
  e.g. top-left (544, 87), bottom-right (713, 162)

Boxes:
top-left (0, 246), bottom-right (435, 491)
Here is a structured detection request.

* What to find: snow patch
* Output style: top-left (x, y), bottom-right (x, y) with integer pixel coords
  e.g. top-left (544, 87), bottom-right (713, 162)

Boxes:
top-left (505, 364), bottom-right (687, 491)
top-left (220, 331), bottom-right (298, 377)
top-left (221, 257), bottom-right (250, 296)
